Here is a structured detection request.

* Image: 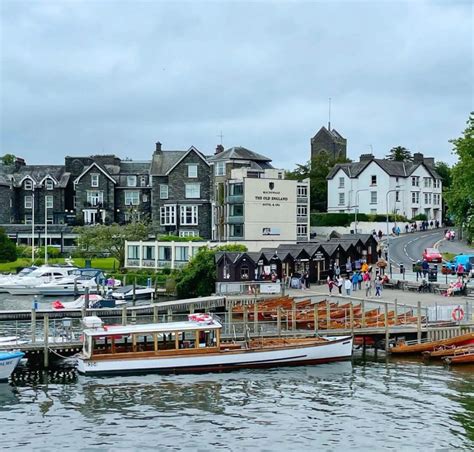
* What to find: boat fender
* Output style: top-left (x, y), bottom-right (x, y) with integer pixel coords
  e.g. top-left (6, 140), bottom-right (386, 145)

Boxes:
top-left (452, 306), bottom-right (464, 322)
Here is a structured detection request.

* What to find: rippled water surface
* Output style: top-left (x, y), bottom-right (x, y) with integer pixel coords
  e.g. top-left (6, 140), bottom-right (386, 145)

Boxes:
top-left (1, 357), bottom-right (473, 451)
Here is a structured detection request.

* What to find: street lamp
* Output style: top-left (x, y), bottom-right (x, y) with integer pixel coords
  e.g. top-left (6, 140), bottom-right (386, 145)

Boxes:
top-left (385, 186), bottom-right (400, 276)
top-left (354, 189), bottom-right (369, 234)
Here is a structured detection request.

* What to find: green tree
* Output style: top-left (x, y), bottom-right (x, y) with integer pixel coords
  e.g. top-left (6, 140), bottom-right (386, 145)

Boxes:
top-left (74, 222), bottom-right (150, 268)
top-left (0, 227), bottom-right (17, 263)
top-left (286, 153), bottom-right (351, 211)
top-left (175, 244), bottom-right (247, 299)
top-left (386, 146), bottom-right (413, 162)
top-left (0, 154), bottom-right (16, 166)
top-left (445, 113), bottom-right (474, 243)
top-left (434, 161), bottom-right (452, 189)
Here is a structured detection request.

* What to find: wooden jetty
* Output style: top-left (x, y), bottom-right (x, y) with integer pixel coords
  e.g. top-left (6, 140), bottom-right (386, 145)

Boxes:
top-left (1, 294), bottom-right (473, 369)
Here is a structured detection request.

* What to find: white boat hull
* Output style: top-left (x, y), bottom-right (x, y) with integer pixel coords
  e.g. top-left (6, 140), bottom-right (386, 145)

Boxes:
top-left (0, 352), bottom-right (25, 381)
top-left (77, 336), bottom-right (353, 375)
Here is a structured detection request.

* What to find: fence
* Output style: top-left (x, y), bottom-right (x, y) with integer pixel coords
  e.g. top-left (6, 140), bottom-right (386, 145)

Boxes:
top-left (216, 281), bottom-right (282, 296)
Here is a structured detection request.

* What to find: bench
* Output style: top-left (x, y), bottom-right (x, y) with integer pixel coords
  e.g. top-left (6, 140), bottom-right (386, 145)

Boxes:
top-left (405, 283), bottom-right (419, 292)
top-left (383, 282), bottom-right (397, 290)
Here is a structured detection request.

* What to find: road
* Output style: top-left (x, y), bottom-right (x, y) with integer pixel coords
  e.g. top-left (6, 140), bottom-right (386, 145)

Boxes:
top-left (386, 230), bottom-right (445, 269)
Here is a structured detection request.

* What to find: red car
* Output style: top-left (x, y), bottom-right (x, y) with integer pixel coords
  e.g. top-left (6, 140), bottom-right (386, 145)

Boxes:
top-left (423, 248), bottom-right (442, 263)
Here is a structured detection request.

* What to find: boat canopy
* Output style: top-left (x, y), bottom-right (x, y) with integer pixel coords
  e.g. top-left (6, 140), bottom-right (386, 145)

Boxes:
top-left (82, 318), bottom-right (222, 338)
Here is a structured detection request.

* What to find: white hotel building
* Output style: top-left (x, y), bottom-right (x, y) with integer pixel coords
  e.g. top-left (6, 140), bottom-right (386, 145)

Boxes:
top-left (327, 153), bottom-right (443, 221)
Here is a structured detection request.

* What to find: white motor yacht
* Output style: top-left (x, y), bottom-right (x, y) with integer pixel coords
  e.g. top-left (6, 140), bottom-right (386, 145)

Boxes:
top-left (1, 266), bottom-right (77, 295)
top-left (0, 266), bottom-right (38, 292)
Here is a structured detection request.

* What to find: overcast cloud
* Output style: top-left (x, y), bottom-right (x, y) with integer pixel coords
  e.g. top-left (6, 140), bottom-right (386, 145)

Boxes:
top-left (0, 0), bottom-right (472, 168)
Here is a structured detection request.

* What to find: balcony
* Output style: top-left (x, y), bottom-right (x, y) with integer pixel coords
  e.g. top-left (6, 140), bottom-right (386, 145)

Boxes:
top-left (227, 215), bottom-right (244, 224)
top-left (226, 195), bottom-right (244, 204)
top-left (297, 196), bottom-right (308, 204)
top-left (297, 216), bottom-right (308, 223)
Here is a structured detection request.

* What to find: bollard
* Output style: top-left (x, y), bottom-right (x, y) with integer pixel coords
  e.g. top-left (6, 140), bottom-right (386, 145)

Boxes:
top-left (314, 303), bottom-right (319, 334)
top-left (385, 303), bottom-right (390, 352)
top-left (153, 304), bottom-right (158, 323)
top-left (43, 314), bottom-right (49, 368)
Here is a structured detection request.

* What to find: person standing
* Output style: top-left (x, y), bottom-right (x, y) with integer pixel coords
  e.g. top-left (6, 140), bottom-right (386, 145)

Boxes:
top-left (344, 277), bottom-right (352, 296)
top-left (336, 276), bottom-right (343, 294)
top-left (365, 278), bottom-right (372, 297)
top-left (375, 277), bottom-right (382, 297)
top-left (327, 277), bottom-right (334, 296)
top-left (358, 271), bottom-right (363, 290)
top-left (352, 272), bottom-right (359, 292)
top-left (422, 260), bottom-right (429, 278)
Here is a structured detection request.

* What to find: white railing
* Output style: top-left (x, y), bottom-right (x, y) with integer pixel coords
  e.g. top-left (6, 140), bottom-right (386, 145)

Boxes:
top-left (216, 281), bottom-right (282, 295)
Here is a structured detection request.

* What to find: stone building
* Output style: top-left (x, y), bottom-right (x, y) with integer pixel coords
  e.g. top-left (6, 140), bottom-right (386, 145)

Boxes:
top-left (311, 126), bottom-right (347, 160)
top-left (150, 142), bottom-right (212, 239)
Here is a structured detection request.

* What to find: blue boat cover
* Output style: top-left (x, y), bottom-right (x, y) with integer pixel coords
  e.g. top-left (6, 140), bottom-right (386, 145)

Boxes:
top-left (0, 351), bottom-right (25, 361)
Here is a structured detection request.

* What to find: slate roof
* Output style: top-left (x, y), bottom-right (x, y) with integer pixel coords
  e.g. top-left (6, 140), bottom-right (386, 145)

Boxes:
top-left (150, 151), bottom-right (186, 176)
top-left (208, 146), bottom-right (272, 163)
top-left (11, 165), bottom-right (71, 188)
top-left (327, 158), bottom-right (441, 180)
top-left (119, 161), bottom-right (151, 174)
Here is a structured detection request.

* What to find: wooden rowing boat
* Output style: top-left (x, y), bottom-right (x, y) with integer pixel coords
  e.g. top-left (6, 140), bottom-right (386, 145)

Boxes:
top-left (444, 351), bottom-right (474, 365)
top-left (391, 332), bottom-right (474, 354)
top-left (423, 345), bottom-right (474, 359)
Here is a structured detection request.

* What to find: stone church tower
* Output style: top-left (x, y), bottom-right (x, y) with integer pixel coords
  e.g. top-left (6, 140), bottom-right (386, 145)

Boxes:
top-left (310, 125), bottom-right (347, 160)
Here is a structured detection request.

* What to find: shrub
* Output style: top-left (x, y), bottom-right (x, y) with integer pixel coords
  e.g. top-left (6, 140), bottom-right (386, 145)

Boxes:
top-left (157, 235), bottom-right (204, 242)
top-left (311, 212), bottom-right (407, 226)
top-left (36, 246), bottom-right (61, 259)
top-left (411, 214), bottom-right (428, 221)
top-left (0, 228), bottom-right (17, 263)
top-left (17, 245), bottom-right (32, 258)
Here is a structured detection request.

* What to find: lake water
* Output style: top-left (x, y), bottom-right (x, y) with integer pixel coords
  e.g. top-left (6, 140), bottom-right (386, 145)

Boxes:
top-left (1, 356), bottom-right (473, 451)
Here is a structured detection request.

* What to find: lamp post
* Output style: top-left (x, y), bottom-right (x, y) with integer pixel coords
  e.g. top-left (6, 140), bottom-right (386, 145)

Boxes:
top-left (354, 189), bottom-right (369, 234)
top-left (385, 186), bottom-right (400, 276)
top-left (31, 185), bottom-right (35, 264)
top-left (44, 197), bottom-right (48, 264)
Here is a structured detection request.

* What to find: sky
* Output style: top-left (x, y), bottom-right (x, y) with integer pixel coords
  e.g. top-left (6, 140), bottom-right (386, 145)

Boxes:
top-left (0, 0), bottom-right (472, 169)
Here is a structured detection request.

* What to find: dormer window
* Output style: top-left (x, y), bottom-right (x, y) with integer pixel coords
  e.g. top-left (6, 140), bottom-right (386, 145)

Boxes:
top-left (127, 175), bottom-right (137, 187)
top-left (140, 176), bottom-right (147, 187)
top-left (45, 179), bottom-right (54, 190)
top-left (24, 180), bottom-right (33, 190)
top-left (91, 174), bottom-right (99, 187)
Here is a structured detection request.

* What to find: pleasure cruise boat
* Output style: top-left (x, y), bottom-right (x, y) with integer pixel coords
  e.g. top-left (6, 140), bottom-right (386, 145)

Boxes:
top-left (0, 351), bottom-right (25, 381)
top-left (77, 314), bottom-right (353, 376)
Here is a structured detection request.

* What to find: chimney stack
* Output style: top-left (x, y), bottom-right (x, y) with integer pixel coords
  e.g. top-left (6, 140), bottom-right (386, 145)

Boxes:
top-left (413, 152), bottom-right (424, 163)
top-left (155, 142), bottom-right (162, 154)
top-left (359, 153), bottom-right (374, 162)
top-left (215, 144), bottom-right (224, 155)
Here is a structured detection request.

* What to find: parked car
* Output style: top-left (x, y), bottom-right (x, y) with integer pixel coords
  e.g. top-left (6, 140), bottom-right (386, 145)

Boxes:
top-left (422, 248), bottom-right (443, 263)
top-left (442, 254), bottom-right (474, 276)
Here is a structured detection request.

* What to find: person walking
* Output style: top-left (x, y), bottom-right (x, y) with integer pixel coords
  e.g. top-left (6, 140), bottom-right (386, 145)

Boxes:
top-left (422, 260), bottom-right (429, 278)
top-left (358, 271), bottom-right (363, 290)
top-left (327, 277), bottom-right (334, 296)
top-left (375, 277), bottom-right (382, 297)
top-left (352, 272), bottom-right (359, 292)
top-left (365, 278), bottom-right (372, 297)
top-left (336, 276), bottom-right (343, 294)
top-left (344, 277), bottom-right (352, 296)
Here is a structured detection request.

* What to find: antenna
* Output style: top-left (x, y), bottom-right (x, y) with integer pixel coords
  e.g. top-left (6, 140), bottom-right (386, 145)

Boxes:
top-left (217, 131), bottom-right (224, 145)
top-left (328, 97), bottom-right (331, 131)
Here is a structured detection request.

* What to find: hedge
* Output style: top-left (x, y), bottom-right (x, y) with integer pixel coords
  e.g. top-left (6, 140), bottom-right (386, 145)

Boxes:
top-left (310, 212), bottom-right (408, 227)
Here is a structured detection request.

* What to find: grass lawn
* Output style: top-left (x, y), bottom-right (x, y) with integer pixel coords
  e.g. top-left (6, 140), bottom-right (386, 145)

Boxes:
top-left (0, 257), bottom-right (119, 274)
top-left (442, 252), bottom-right (456, 262)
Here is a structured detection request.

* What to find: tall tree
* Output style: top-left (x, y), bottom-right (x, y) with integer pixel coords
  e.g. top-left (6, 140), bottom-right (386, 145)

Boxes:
top-left (0, 228), bottom-right (17, 263)
top-left (386, 146), bottom-right (413, 162)
top-left (434, 161), bottom-right (452, 189)
top-left (286, 153), bottom-right (351, 212)
top-left (0, 154), bottom-right (16, 166)
top-left (445, 113), bottom-right (474, 243)
top-left (74, 222), bottom-right (150, 268)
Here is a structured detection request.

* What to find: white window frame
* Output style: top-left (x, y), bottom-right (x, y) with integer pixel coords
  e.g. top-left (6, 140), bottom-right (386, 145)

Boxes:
top-left (180, 205), bottom-right (198, 225)
top-left (45, 179), bottom-right (54, 190)
top-left (215, 162), bottom-right (225, 176)
top-left (24, 195), bottom-right (33, 209)
top-left (46, 213), bottom-right (54, 224)
top-left (370, 191), bottom-right (377, 204)
top-left (338, 177), bottom-right (344, 189)
top-left (125, 190), bottom-right (140, 206)
top-left (159, 184), bottom-right (169, 199)
top-left (87, 190), bottom-right (104, 206)
top-left (160, 205), bottom-right (176, 226)
top-left (297, 185), bottom-right (308, 197)
top-left (24, 179), bottom-right (33, 190)
top-left (338, 193), bottom-right (345, 206)
top-left (187, 164), bottom-right (198, 178)
top-left (142, 193), bottom-right (148, 203)
top-left (127, 175), bottom-right (137, 187)
top-left (91, 174), bottom-right (99, 187)
top-left (297, 205), bottom-right (308, 217)
top-left (45, 195), bottom-right (53, 209)
top-left (185, 183), bottom-right (201, 199)
top-left (24, 214), bottom-right (32, 225)
top-left (179, 230), bottom-right (198, 238)
top-left (411, 192), bottom-right (419, 204)
top-left (297, 224), bottom-right (308, 236)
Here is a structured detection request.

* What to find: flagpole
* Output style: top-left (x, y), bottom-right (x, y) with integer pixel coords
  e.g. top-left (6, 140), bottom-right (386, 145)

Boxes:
top-left (31, 188), bottom-right (35, 264)
top-left (44, 196), bottom-right (48, 264)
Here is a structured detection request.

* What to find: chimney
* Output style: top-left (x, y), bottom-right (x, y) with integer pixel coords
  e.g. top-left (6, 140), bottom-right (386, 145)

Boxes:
top-left (423, 157), bottom-right (435, 166)
top-left (155, 142), bottom-right (162, 154)
top-left (215, 144), bottom-right (224, 155)
top-left (359, 153), bottom-right (374, 162)
top-left (413, 152), bottom-right (424, 163)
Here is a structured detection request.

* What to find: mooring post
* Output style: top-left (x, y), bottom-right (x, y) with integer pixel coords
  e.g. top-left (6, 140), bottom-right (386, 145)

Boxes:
top-left (84, 287), bottom-right (90, 309)
top-left (326, 300), bottom-right (330, 331)
top-left (243, 305), bottom-right (248, 338)
top-left (394, 298), bottom-right (398, 324)
top-left (314, 303), bottom-right (319, 334)
top-left (253, 302), bottom-right (258, 334)
top-left (154, 275), bottom-right (158, 300)
top-left (31, 306), bottom-right (36, 344)
top-left (292, 300), bottom-right (297, 336)
top-left (228, 301), bottom-right (233, 335)
top-left (153, 304), bottom-right (158, 323)
top-left (43, 314), bottom-right (49, 368)
top-left (277, 307), bottom-right (282, 337)
top-left (350, 302), bottom-right (354, 335)
top-left (385, 303), bottom-right (390, 352)
top-left (122, 305), bottom-right (127, 326)
top-left (131, 309), bottom-right (137, 325)
top-left (361, 300), bottom-right (366, 329)
top-left (417, 300), bottom-right (422, 344)
top-left (132, 278), bottom-right (137, 307)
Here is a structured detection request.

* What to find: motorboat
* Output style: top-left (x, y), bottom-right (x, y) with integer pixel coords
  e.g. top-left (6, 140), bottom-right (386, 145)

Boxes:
top-left (0, 266), bottom-right (38, 292)
top-left (1, 266), bottom-right (78, 295)
top-left (0, 336), bottom-right (29, 347)
top-left (77, 314), bottom-right (353, 376)
top-left (52, 294), bottom-right (126, 310)
top-left (0, 351), bottom-right (25, 381)
top-left (111, 285), bottom-right (155, 301)
top-left (391, 332), bottom-right (474, 354)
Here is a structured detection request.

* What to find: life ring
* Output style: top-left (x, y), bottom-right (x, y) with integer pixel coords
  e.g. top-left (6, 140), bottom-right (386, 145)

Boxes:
top-left (452, 306), bottom-right (464, 322)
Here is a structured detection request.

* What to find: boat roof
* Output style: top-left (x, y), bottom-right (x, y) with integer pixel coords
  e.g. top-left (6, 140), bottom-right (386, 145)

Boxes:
top-left (84, 319), bottom-right (222, 337)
